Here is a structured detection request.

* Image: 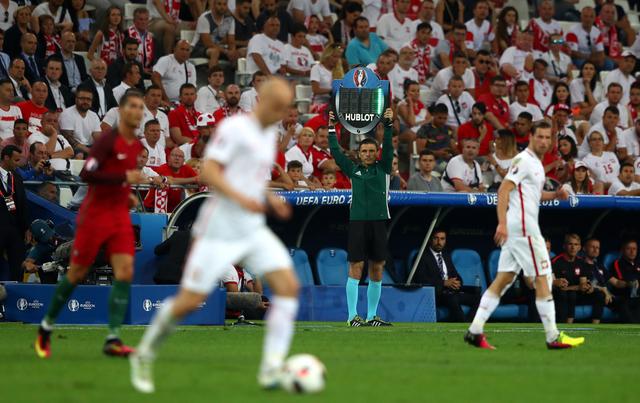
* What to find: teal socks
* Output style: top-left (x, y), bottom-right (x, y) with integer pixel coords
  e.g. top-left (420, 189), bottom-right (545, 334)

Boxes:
top-left (346, 277), bottom-right (360, 321)
top-left (367, 280), bottom-right (382, 321)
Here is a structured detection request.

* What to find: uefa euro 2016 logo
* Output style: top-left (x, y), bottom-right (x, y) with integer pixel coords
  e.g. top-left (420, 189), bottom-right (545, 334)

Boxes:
top-left (17, 298), bottom-right (28, 311)
top-left (68, 299), bottom-right (80, 312)
top-left (353, 68), bottom-right (367, 88)
top-left (143, 299), bottom-right (153, 312)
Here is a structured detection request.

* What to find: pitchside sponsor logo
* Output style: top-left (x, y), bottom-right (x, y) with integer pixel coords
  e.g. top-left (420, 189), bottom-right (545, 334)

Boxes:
top-left (569, 195), bottom-right (579, 208)
top-left (353, 68), bottom-right (367, 88)
top-left (17, 298), bottom-right (44, 311)
top-left (142, 299), bottom-right (164, 312)
top-left (467, 194), bottom-right (477, 206)
top-left (68, 299), bottom-right (95, 312)
top-left (293, 194), bottom-right (352, 206)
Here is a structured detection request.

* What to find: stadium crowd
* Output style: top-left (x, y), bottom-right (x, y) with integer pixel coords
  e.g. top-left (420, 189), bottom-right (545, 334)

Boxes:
top-left (0, 0), bottom-right (639, 320)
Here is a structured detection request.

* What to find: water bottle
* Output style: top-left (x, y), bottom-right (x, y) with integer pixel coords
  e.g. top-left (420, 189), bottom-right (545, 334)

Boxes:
top-left (475, 275), bottom-right (481, 288)
top-left (631, 281), bottom-right (639, 299)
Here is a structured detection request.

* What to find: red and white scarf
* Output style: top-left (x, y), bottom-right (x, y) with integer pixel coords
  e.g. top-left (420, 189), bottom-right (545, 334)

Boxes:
top-left (100, 29), bottom-right (124, 63)
top-left (128, 26), bottom-right (154, 69)
top-left (595, 17), bottom-right (622, 58)
top-left (154, 188), bottom-right (168, 213)
top-left (43, 34), bottom-right (61, 58)
top-left (163, 0), bottom-right (181, 20)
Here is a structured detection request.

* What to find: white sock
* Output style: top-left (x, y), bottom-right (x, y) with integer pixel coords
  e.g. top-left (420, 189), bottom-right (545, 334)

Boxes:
top-left (40, 318), bottom-right (53, 332)
top-left (137, 297), bottom-right (177, 358)
top-left (469, 291), bottom-right (500, 334)
top-left (259, 296), bottom-right (299, 374)
top-left (536, 298), bottom-right (560, 343)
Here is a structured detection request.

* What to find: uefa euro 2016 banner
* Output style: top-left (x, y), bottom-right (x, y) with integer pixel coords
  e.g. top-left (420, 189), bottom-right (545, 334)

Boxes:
top-left (277, 191), bottom-right (640, 210)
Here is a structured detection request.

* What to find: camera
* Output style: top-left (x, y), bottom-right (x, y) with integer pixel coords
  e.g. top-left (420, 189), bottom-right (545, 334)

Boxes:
top-left (43, 160), bottom-right (51, 168)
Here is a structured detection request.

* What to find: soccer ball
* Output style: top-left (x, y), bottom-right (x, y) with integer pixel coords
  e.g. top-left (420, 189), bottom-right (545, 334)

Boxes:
top-left (281, 354), bottom-right (326, 394)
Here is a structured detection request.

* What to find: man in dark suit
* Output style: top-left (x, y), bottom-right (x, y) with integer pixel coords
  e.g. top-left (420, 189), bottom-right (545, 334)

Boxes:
top-left (19, 33), bottom-right (44, 84)
top-left (58, 32), bottom-right (88, 91)
top-left (8, 58), bottom-right (31, 100)
top-left (411, 229), bottom-right (480, 321)
top-left (43, 56), bottom-right (73, 111)
top-left (0, 145), bottom-right (28, 281)
top-left (80, 58), bottom-right (117, 120)
top-left (106, 36), bottom-right (145, 91)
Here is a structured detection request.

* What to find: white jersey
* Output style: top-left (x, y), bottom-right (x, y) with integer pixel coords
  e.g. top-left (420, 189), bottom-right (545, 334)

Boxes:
top-left (194, 114), bottom-right (276, 240)
top-left (0, 105), bottom-right (22, 140)
top-left (509, 101), bottom-right (544, 124)
top-left (582, 151), bottom-right (620, 184)
top-left (465, 19), bottom-right (494, 51)
top-left (608, 178), bottom-right (640, 195)
top-left (504, 149), bottom-right (546, 239)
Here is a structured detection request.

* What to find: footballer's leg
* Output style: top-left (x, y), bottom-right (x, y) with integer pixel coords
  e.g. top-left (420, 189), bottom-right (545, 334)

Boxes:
top-left (533, 275), bottom-right (584, 349)
top-left (103, 253), bottom-right (136, 357)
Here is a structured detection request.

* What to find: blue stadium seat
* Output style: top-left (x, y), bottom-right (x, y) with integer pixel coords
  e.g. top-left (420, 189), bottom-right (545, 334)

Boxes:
top-left (289, 248), bottom-right (315, 286)
top-left (488, 249), bottom-right (501, 281)
top-left (451, 249), bottom-right (488, 291)
top-left (316, 248), bottom-right (349, 286)
top-left (603, 252), bottom-right (619, 271)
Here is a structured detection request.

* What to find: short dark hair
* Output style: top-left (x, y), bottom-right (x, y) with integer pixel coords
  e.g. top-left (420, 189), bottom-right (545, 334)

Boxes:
top-left (9, 58), bottom-right (24, 68)
top-left (518, 111), bottom-right (533, 122)
top-left (354, 16), bottom-right (369, 26)
top-left (144, 119), bottom-right (160, 130)
top-left (534, 58), bottom-right (548, 68)
top-left (472, 102), bottom-right (487, 114)
top-left (287, 160), bottom-right (303, 170)
top-left (532, 120), bottom-right (552, 134)
top-left (291, 23), bottom-right (307, 35)
top-left (133, 7), bottom-right (149, 17)
top-left (452, 52), bottom-right (467, 62)
top-left (179, 83), bottom-right (196, 95)
top-left (419, 149), bottom-right (435, 158)
top-left (45, 55), bottom-right (63, 67)
top-left (76, 84), bottom-right (93, 96)
top-left (491, 75), bottom-right (506, 84)
top-left (476, 49), bottom-right (491, 58)
top-left (343, 1), bottom-right (363, 15)
top-left (403, 79), bottom-right (419, 95)
top-left (358, 137), bottom-right (378, 151)
top-left (607, 82), bottom-right (623, 92)
top-left (1, 144), bottom-right (20, 159)
top-left (252, 70), bottom-right (267, 83)
top-left (453, 22), bottom-right (466, 31)
top-left (449, 75), bottom-right (464, 83)
top-left (29, 141), bottom-right (43, 155)
top-left (145, 84), bottom-right (162, 94)
top-left (0, 78), bottom-right (11, 86)
top-left (620, 161), bottom-right (635, 172)
top-left (120, 90), bottom-right (144, 107)
top-left (13, 118), bottom-right (27, 128)
top-left (604, 105), bottom-right (620, 116)
top-left (430, 103), bottom-right (449, 115)
top-left (123, 62), bottom-right (139, 77)
top-left (208, 66), bottom-right (224, 76)
top-left (416, 22), bottom-right (432, 32)
top-left (514, 80), bottom-right (529, 90)
top-left (124, 36), bottom-right (139, 47)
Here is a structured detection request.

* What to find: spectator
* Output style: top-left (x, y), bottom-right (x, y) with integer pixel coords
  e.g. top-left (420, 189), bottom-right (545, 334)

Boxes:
top-left (58, 85), bottom-right (100, 157)
top-left (464, 0), bottom-right (493, 55)
top-left (309, 125), bottom-right (350, 189)
top-left (168, 83), bottom-right (199, 146)
top-left (526, 0), bottom-right (562, 53)
top-left (87, 5), bottom-right (124, 64)
top-left (435, 0), bottom-right (464, 35)
top-left (441, 137), bottom-right (484, 192)
top-left (0, 119), bottom-right (28, 165)
top-left (28, 110), bottom-right (73, 171)
top-left (619, 116), bottom-right (640, 162)
top-left (255, 0), bottom-right (294, 43)
top-left (583, 105), bottom-right (624, 159)
top-left (143, 147), bottom-right (199, 213)
top-left (320, 169), bottom-right (337, 190)
top-left (141, 119), bottom-right (166, 167)
top-left (267, 150), bottom-right (295, 191)
top-left (629, 83), bottom-right (640, 126)
top-left (20, 32), bottom-right (43, 83)
top-left (15, 141), bottom-right (55, 181)
top-left (246, 15), bottom-right (284, 75)
top-left (367, 48), bottom-right (396, 81)
top-left (126, 7), bottom-right (155, 76)
top-left (552, 233), bottom-right (606, 324)
top-left (530, 59), bottom-right (553, 114)
top-left (582, 130), bottom-right (620, 188)
top-left (287, 0), bottom-right (332, 25)
top-left (35, 15), bottom-right (61, 60)
top-left (36, 181), bottom-right (58, 203)
top-left (112, 63), bottom-right (142, 105)
top-left (212, 84), bottom-right (242, 124)
top-left (306, 14), bottom-right (331, 55)
top-left (3, 5), bottom-right (31, 59)
top-left (408, 22), bottom-right (449, 85)
top-left (570, 61), bottom-right (603, 120)
top-left (309, 45), bottom-right (342, 111)
top-left (595, 0), bottom-right (636, 47)
top-left (595, 3), bottom-right (623, 63)
top-left (487, 129), bottom-right (517, 190)
top-left (550, 103), bottom-right (576, 142)
top-left (179, 113), bottom-right (215, 161)
top-left (283, 24), bottom-right (314, 79)
top-left (192, 0), bottom-right (238, 69)
top-left (152, 40), bottom-right (196, 105)
top-left (499, 30), bottom-right (534, 83)
top-left (7, 58), bottom-right (30, 100)
top-left (412, 0), bottom-right (445, 40)
top-left (147, 0), bottom-right (188, 56)
top-left (376, 0), bottom-right (413, 52)
top-left (58, 31), bottom-right (87, 92)
top-left (492, 6), bottom-right (519, 56)
top-left (138, 85), bottom-right (171, 149)
top-left (509, 80), bottom-right (544, 124)
top-left (16, 80), bottom-right (48, 137)
top-left (438, 75), bottom-right (474, 134)
top-left (389, 155), bottom-right (406, 190)
top-left (416, 103), bottom-right (455, 171)
top-left (581, 237), bottom-right (614, 315)
top-left (0, 144), bottom-right (27, 281)
top-left (195, 66), bottom-right (225, 115)
top-left (397, 80), bottom-right (428, 139)
top-left (0, 78), bottom-right (22, 140)
top-left (426, 52), bottom-right (474, 106)
top-left (607, 239), bottom-right (640, 323)
top-left (106, 36), bottom-right (145, 91)
top-left (407, 149), bottom-right (443, 191)
top-left (566, 7), bottom-right (607, 70)
top-left (472, 49), bottom-right (496, 99)
top-left (608, 162), bottom-right (640, 196)
top-left (411, 228), bottom-right (480, 322)
top-left (345, 17), bottom-right (388, 67)
top-left (477, 75), bottom-right (509, 130)
top-left (285, 126), bottom-right (319, 184)
top-left (31, 0), bottom-right (73, 33)
top-left (447, 22), bottom-right (474, 61)
top-left (331, 1), bottom-right (362, 46)
top-left (589, 83), bottom-right (630, 130)
top-left (513, 111), bottom-right (534, 151)
top-left (542, 33), bottom-right (574, 85)
top-left (67, 0), bottom-right (91, 51)
top-left (603, 51), bottom-right (636, 106)
top-left (42, 55), bottom-right (71, 111)
top-left (556, 135), bottom-right (578, 184)
top-left (456, 102), bottom-right (493, 156)
top-left (286, 159), bottom-right (317, 189)
top-left (232, 0), bottom-right (256, 57)
top-left (80, 58), bottom-right (117, 120)
top-left (238, 70), bottom-right (265, 113)
top-left (388, 46), bottom-right (419, 102)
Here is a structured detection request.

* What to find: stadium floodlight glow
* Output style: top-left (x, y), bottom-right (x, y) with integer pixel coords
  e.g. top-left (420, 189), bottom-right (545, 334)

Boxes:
top-left (331, 67), bottom-right (390, 135)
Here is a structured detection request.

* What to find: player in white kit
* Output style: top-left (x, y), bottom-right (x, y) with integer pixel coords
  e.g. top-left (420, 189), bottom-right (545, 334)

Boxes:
top-left (129, 78), bottom-right (300, 393)
top-left (464, 121), bottom-right (585, 350)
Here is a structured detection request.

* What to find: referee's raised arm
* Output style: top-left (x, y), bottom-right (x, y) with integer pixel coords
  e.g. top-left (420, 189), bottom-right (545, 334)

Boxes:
top-left (328, 111), bottom-right (355, 176)
top-left (380, 108), bottom-right (394, 175)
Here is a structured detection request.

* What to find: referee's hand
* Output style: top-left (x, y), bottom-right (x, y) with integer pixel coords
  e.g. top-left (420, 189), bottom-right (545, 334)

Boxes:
top-left (383, 108), bottom-right (393, 126)
top-left (328, 111), bottom-right (336, 127)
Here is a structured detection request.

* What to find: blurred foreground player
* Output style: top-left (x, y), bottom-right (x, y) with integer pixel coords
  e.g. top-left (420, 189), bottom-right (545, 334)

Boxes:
top-left (464, 121), bottom-right (585, 350)
top-left (35, 92), bottom-right (147, 358)
top-left (130, 78), bottom-right (300, 393)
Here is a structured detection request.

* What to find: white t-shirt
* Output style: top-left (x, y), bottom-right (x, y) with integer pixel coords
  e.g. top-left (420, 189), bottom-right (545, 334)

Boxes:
top-left (441, 154), bottom-right (482, 192)
top-left (32, 2), bottom-right (72, 23)
top-left (542, 51), bottom-right (572, 79)
top-left (397, 98), bottom-right (427, 133)
top-left (582, 151), bottom-right (620, 184)
top-left (530, 78), bottom-right (553, 113)
top-left (603, 69), bottom-right (636, 106)
top-left (426, 67), bottom-right (475, 106)
top-left (492, 153), bottom-right (513, 183)
top-left (285, 144), bottom-right (314, 178)
top-left (283, 44), bottom-right (314, 73)
top-left (195, 85), bottom-right (222, 115)
top-left (579, 122), bottom-right (622, 158)
top-left (569, 79), bottom-right (604, 107)
top-left (152, 55), bottom-right (197, 103)
top-left (220, 265), bottom-right (253, 288)
top-left (239, 87), bottom-right (259, 113)
top-left (112, 82), bottom-right (132, 105)
top-left (635, 156), bottom-right (640, 177)
top-left (141, 138), bottom-right (166, 167)
top-left (436, 92), bottom-right (475, 128)
top-left (194, 114), bottom-right (276, 239)
top-left (589, 101), bottom-right (630, 129)
top-left (608, 178), bottom-right (640, 195)
top-left (619, 127), bottom-right (640, 158)
top-left (246, 34), bottom-right (285, 75)
top-left (499, 46), bottom-right (533, 81)
top-left (28, 131), bottom-right (71, 171)
top-left (138, 106), bottom-right (170, 148)
top-left (504, 149), bottom-right (546, 238)
top-left (509, 102), bottom-right (544, 124)
top-left (361, 0), bottom-right (384, 28)
top-left (376, 13), bottom-right (414, 51)
top-left (411, 19), bottom-right (444, 40)
top-left (389, 64), bottom-right (419, 101)
top-left (0, 105), bottom-right (23, 141)
top-left (465, 19), bottom-right (495, 51)
top-left (59, 106), bottom-right (101, 146)
top-left (565, 24), bottom-right (604, 55)
top-left (0, 1), bottom-right (18, 32)
top-left (287, 0), bottom-right (331, 17)
top-left (179, 142), bottom-right (194, 161)
top-left (192, 11), bottom-right (235, 48)
top-left (309, 63), bottom-right (332, 105)
top-left (101, 106), bottom-right (119, 128)
top-left (276, 121), bottom-right (303, 151)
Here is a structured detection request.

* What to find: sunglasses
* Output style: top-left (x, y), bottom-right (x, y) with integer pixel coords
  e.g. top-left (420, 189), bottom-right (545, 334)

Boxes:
top-left (3, 11), bottom-right (8, 23)
top-left (551, 39), bottom-right (564, 45)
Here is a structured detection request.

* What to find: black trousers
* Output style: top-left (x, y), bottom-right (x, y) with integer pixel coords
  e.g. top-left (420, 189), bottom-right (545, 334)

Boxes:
top-left (0, 226), bottom-right (25, 281)
top-left (610, 295), bottom-right (640, 324)
top-left (436, 291), bottom-right (480, 322)
top-left (554, 289), bottom-right (606, 322)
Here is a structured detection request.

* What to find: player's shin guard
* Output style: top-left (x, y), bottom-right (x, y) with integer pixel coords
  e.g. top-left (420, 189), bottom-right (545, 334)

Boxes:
top-left (535, 297), bottom-right (560, 343)
top-left (469, 290), bottom-right (500, 334)
top-left (42, 276), bottom-right (76, 328)
top-left (346, 277), bottom-right (359, 321)
top-left (260, 296), bottom-right (299, 374)
top-left (366, 280), bottom-right (382, 321)
top-left (137, 297), bottom-right (177, 358)
top-left (107, 280), bottom-right (131, 339)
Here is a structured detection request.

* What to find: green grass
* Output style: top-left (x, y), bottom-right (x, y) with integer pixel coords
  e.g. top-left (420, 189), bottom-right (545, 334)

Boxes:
top-left (1, 322), bottom-right (639, 403)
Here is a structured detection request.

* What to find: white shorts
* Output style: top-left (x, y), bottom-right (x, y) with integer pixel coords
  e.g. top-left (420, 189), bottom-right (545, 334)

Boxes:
top-left (181, 227), bottom-right (293, 295)
top-left (497, 235), bottom-right (552, 278)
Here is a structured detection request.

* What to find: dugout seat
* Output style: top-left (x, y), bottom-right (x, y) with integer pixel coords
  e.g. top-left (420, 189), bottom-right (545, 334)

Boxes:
top-left (451, 249), bottom-right (488, 291)
top-left (289, 248), bottom-right (315, 286)
top-left (316, 248), bottom-right (349, 286)
top-left (603, 252), bottom-right (619, 272)
top-left (487, 249), bottom-right (530, 321)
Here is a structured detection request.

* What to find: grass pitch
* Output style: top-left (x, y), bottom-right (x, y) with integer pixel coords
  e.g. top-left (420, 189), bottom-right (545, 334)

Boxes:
top-left (1, 322), bottom-right (639, 403)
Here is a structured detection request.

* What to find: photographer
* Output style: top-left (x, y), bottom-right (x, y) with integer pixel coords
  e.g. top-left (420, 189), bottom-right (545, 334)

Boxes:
top-left (16, 142), bottom-right (56, 181)
top-left (23, 219), bottom-right (66, 284)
